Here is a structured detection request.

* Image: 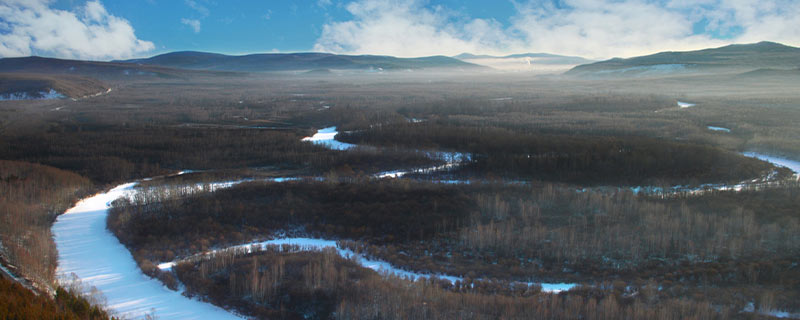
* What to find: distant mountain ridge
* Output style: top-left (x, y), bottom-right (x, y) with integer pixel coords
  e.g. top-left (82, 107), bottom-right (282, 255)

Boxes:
top-left (454, 53), bottom-right (593, 66)
top-left (566, 41), bottom-right (800, 77)
top-left (118, 51), bottom-right (485, 72)
top-left (0, 56), bottom-right (232, 80)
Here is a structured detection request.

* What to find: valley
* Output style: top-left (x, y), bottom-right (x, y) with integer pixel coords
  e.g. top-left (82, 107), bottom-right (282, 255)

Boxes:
top-left (1, 41), bottom-right (799, 319)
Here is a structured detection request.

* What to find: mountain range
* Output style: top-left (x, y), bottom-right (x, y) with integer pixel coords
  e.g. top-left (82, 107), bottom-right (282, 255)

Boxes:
top-left (566, 41), bottom-right (800, 77)
top-left (117, 52), bottom-right (484, 72)
top-left (1, 41), bottom-right (798, 80)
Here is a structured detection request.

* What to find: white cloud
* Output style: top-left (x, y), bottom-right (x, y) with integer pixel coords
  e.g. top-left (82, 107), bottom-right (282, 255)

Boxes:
top-left (0, 0), bottom-right (154, 60)
top-left (710, 0), bottom-right (800, 44)
top-left (181, 18), bottom-right (201, 33)
top-left (184, 0), bottom-right (209, 17)
top-left (314, 0), bottom-right (515, 57)
top-left (314, 0), bottom-right (800, 59)
top-left (508, 0), bottom-right (723, 59)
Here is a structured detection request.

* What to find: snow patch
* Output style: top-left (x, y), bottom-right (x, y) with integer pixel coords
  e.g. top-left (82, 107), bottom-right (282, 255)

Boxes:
top-left (677, 101), bottom-right (695, 108)
top-left (0, 89), bottom-right (65, 101)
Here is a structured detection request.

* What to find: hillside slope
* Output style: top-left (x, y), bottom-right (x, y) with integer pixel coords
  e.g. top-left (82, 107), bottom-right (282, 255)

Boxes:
top-left (566, 41), bottom-right (800, 77)
top-left (0, 56), bottom-right (236, 80)
top-left (0, 73), bottom-right (108, 99)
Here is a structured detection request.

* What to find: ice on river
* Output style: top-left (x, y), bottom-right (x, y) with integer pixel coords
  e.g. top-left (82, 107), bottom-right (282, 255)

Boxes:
top-left (53, 183), bottom-right (242, 320)
top-left (742, 152), bottom-right (800, 175)
top-left (301, 126), bottom-right (356, 150)
top-left (707, 126), bottom-right (730, 133)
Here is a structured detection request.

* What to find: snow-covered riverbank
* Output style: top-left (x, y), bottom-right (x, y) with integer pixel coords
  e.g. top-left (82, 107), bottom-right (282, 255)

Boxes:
top-left (158, 237), bottom-right (575, 293)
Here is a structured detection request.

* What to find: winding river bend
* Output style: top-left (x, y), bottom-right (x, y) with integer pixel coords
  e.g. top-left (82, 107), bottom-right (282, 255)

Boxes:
top-left (52, 127), bottom-right (800, 319)
top-left (53, 183), bottom-right (242, 319)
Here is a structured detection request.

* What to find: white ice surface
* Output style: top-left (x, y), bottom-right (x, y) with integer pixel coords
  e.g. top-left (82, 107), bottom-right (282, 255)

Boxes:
top-left (301, 126), bottom-right (356, 150)
top-left (707, 126), bottom-right (731, 132)
top-left (302, 126), bottom-right (472, 179)
top-left (743, 152), bottom-right (800, 175)
top-left (53, 183), bottom-right (242, 320)
top-left (677, 101), bottom-right (695, 108)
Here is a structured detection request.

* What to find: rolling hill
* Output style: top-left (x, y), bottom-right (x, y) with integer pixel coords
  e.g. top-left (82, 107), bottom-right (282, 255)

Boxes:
top-left (0, 56), bottom-right (236, 80)
top-left (119, 51), bottom-right (485, 72)
top-left (566, 41), bottom-right (800, 77)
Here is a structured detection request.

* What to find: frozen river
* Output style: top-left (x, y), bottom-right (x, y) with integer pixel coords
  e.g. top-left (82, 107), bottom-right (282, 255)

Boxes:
top-left (52, 126), bottom-right (800, 319)
top-left (53, 183), bottom-right (242, 319)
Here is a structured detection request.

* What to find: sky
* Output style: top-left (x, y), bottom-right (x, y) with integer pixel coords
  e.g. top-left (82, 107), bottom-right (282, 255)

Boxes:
top-left (0, 0), bottom-right (798, 61)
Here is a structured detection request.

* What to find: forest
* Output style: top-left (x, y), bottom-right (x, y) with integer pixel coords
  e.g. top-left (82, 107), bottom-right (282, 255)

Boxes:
top-left (0, 160), bottom-right (92, 291)
top-left (108, 178), bottom-right (799, 317)
top-left (0, 69), bottom-right (798, 319)
top-left (0, 276), bottom-right (115, 320)
top-left (172, 244), bottom-right (780, 319)
top-left (338, 122), bottom-right (778, 185)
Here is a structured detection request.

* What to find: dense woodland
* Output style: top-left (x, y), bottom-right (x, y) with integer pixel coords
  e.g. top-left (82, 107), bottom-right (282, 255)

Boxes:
top-left (339, 123), bottom-right (778, 185)
top-left (1, 71), bottom-right (799, 318)
top-left (0, 276), bottom-right (114, 320)
top-left (108, 180), bottom-right (474, 264)
top-left (0, 126), bottom-right (434, 184)
top-left (0, 160), bottom-right (92, 290)
top-left (173, 245), bottom-right (786, 319)
top-left (108, 179), bottom-right (800, 314)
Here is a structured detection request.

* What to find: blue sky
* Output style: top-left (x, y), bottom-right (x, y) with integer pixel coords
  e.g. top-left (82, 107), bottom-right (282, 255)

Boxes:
top-left (1, 0), bottom-right (799, 60)
top-left (50, 0), bottom-right (348, 54)
top-left (49, 0), bottom-right (518, 54)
